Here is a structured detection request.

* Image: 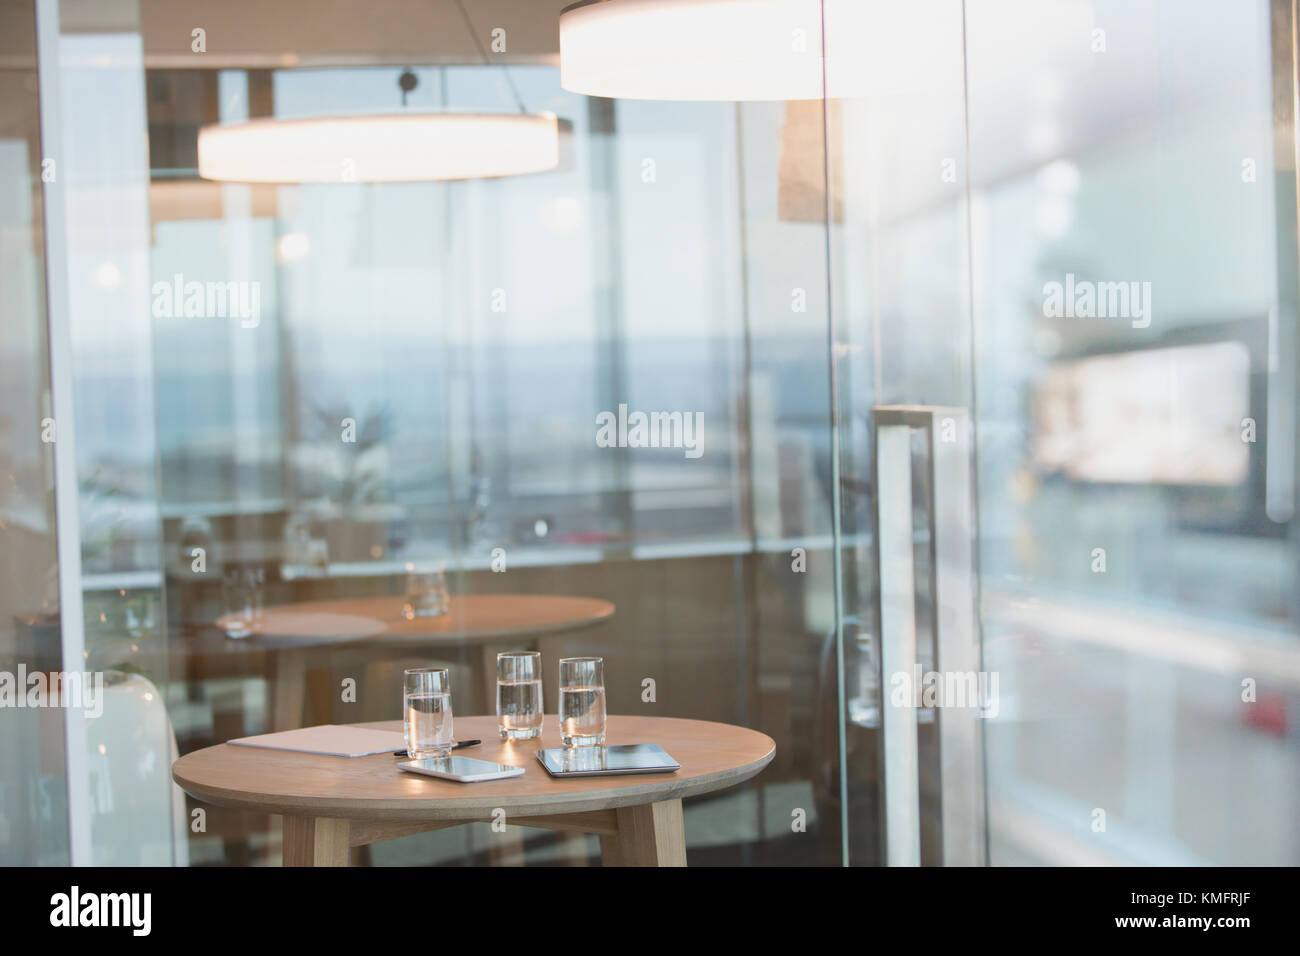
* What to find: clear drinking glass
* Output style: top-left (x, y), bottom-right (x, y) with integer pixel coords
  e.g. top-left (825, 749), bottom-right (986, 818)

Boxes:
top-left (403, 667), bottom-right (454, 757)
top-left (221, 566), bottom-right (263, 639)
top-left (402, 561), bottom-right (449, 619)
top-left (558, 656), bottom-right (606, 747)
top-left (497, 651), bottom-right (544, 739)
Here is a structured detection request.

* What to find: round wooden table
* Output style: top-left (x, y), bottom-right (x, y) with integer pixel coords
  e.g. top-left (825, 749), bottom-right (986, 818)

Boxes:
top-left (173, 714), bottom-right (775, 867)
top-left (212, 594), bottom-right (615, 728)
top-left (216, 594), bottom-right (615, 650)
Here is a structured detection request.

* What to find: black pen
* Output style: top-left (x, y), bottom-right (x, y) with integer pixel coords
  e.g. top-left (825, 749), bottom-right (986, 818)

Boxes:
top-left (394, 739), bottom-right (480, 756)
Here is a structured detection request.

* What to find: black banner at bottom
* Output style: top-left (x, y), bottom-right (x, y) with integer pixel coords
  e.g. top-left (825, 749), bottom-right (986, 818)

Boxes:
top-left (11, 865), bottom-right (1287, 942)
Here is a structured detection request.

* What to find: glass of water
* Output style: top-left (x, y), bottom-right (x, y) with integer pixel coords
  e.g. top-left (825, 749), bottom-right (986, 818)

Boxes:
top-left (221, 566), bottom-right (263, 639)
top-left (403, 562), bottom-right (449, 619)
top-left (403, 667), bottom-right (454, 758)
top-left (497, 651), bottom-right (544, 739)
top-left (558, 657), bottom-right (606, 747)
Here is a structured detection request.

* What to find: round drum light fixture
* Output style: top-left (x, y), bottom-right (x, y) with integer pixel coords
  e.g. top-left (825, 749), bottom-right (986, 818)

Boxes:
top-left (560, 0), bottom-right (938, 102)
top-left (197, 111), bottom-right (560, 184)
top-left (560, 0), bottom-right (829, 101)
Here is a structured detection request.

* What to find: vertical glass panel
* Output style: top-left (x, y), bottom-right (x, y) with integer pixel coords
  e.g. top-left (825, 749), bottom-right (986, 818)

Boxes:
top-left (136, 4), bottom-right (839, 866)
top-left (825, 0), bottom-right (1300, 869)
top-left (964, 0), bottom-right (1299, 864)
top-left (0, 0), bottom-right (68, 866)
top-left (51, 0), bottom-right (177, 864)
top-left (731, 95), bottom-right (840, 862)
top-left (824, 0), bottom-right (977, 865)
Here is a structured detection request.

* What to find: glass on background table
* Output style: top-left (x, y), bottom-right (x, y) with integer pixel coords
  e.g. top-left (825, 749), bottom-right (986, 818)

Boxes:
top-left (220, 566), bottom-right (264, 639)
top-left (402, 562), bottom-right (449, 619)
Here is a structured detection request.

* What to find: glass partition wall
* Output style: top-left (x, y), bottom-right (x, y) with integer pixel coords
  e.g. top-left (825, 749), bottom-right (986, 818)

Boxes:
top-left (0, 0), bottom-right (70, 866)
top-left (827, 0), bottom-right (1300, 865)
top-left (7, 0), bottom-right (1299, 868)
top-left (1, 0), bottom-right (177, 866)
top-left (138, 4), bottom-right (841, 865)
top-left (959, 0), bottom-right (1300, 866)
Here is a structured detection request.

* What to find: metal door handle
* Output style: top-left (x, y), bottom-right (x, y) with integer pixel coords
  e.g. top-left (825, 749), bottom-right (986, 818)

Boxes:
top-left (871, 405), bottom-right (986, 866)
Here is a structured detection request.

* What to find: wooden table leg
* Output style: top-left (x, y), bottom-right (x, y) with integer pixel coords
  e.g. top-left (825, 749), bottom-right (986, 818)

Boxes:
top-left (305, 663), bottom-right (335, 724)
top-left (270, 648), bottom-right (336, 730)
top-left (270, 648), bottom-right (307, 731)
top-left (489, 822), bottom-right (528, 867)
top-left (557, 831), bottom-right (593, 866)
top-left (282, 815), bottom-right (351, 866)
top-left (476, 645), bottom-right (497, 716)
top-left (599, 799), bottom-right (687, 867)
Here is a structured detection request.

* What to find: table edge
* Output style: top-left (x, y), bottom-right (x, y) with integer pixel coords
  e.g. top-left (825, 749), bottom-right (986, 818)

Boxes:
top-left (215, 595), bottom-right (616, 648)
top-left (172, 722), bottom-right (775, 820)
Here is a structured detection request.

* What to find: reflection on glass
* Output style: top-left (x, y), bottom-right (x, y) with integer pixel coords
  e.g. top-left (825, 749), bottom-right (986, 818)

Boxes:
top-left (221, 567), bottom-right (264, 638)
top-left (0, 3), bottom-right (67, 866)
top-left (556, 747), bottom-right (609, 774)
top-left (1033, 342), bottom-right (1250, 485)
top-left (825, 0), bottom-right (1299, 867)
top-left (402, 562), bottom-right (449, 619)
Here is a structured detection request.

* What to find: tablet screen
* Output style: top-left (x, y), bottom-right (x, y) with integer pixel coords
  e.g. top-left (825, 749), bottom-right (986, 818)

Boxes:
top-left (397, 756), bottom-right (524, 781)
top-left (536, 744), bottom-right (680, 776)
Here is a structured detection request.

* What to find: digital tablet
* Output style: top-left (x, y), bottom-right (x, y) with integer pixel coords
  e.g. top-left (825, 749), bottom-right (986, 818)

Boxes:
top-left (536, 744), bottom-right (680, 777)
top-left (397, 756), bottom-right (525, 783)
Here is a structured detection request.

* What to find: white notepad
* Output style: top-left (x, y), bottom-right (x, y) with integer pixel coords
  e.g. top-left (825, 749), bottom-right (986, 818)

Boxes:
top-left (228, 725), bottom-right (404, 758)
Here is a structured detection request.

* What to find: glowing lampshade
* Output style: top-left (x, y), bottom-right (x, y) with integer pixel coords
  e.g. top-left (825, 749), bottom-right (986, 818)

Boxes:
top-left (197, 112), bottom-right (560, 184)
top-left (560, 0), bottom-right (936, 102)
top-left (561, 0), bottom-right (827, 101)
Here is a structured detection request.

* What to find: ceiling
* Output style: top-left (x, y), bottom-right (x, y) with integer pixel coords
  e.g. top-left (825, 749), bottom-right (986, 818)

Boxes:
top-left (136, 0), bottom-right (572, 68)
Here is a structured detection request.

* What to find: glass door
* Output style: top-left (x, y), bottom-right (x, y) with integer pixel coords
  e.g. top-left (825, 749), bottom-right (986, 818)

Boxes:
top-left (1, 0), bottom-right (179, 866)
top-left (826, 0), bottom-right (1300, 865)
top-left (822, 0), bottom-right (981, 866)
top-left (967, 0), bottom-right (1300, 866)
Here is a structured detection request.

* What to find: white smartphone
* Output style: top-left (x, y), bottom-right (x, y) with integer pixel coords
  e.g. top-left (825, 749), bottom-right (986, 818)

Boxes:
top-left (397, 756), bottom-right (525, 783)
